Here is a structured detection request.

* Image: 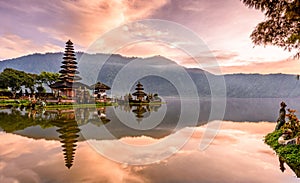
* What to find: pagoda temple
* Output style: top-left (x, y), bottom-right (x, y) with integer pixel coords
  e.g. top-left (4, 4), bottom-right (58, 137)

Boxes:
top-left (131, 82), bottom-right (148, 102)
top-left (50, 40), bottom-right (89, 98)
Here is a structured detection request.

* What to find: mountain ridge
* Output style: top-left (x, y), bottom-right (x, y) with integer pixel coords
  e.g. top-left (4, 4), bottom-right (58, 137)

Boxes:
top-left (0, 52), bottom-right (299, 98)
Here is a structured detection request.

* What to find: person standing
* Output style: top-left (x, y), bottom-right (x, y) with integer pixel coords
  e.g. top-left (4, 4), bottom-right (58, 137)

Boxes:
top-left (275, 102), bottom-right (287, 130)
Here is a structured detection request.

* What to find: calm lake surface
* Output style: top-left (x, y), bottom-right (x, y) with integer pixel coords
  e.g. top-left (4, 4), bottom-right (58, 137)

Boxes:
top-left (0, 98), bottom-right (299, 183)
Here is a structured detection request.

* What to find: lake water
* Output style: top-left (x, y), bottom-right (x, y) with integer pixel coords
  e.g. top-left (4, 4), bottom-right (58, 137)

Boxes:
top-left (0, 98), bottom-right (299, 183)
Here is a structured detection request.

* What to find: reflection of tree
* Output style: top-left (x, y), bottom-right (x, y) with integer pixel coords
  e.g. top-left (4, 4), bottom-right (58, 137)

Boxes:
top-left (0, 107), bottom-right (111, 132)
top-left (116, 103), bottom-right (131, 112)
top-left (147, 104), bottom-right (161, 112)
top-left (88, 107), bottom-right (111, 126)
top-left (75, 108), bottom-right (85, 125)
top-left (279, 156), bottom-right (286, 172)
top-left (0, 108), bottom-right (53, 132)
top-left (278, 155), bottom-right (300, 178)
top-left (97, 107), bottom-right (111, 124)
top-left (75, 108), bottom-right (91, 125)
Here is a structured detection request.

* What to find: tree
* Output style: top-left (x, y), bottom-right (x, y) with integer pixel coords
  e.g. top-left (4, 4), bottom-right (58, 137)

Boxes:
top-left (0, 72), bottom-right (8, 90)
top-left (23, 73), bottom-right (38, 94)
top-left (38, 71), bottom-right (60, 88)
top-left (0, 68), bottom-right (40, 97)
top-left (36, 86), bottom-right (46, 94)
top-left (241, 0), bottom-right (300, 58)
top-left (0, 68), bottom-right (24, 97)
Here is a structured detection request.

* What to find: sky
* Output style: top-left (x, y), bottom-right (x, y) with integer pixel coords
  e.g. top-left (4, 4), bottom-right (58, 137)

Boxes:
top-left (0, 0), bottom-right (299, 74)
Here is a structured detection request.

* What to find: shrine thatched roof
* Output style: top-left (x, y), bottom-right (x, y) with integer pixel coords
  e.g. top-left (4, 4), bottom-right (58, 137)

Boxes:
top-left (90, 82), bottom-right (111, 90)
top-left (50, 81), bottom-right (91, 89)
top-left (132, 90), bottom-right (147, 96)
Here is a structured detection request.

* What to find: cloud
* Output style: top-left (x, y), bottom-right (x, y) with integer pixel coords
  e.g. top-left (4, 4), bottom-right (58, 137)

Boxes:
top-left (220, 58), bottom-right (300, 74)
top-left (116, 41), bottom-right (188, 60)
top-left (168, 50), bottom-right (240, 74)
top-left (0, 0), bottom-right (298, 75)
top-left (166, 49), bottom-right (300, 75)
top-left (0, 0), bottom-right (169, 59)
top-left (0, 34), bottom-right (61, 60)
top-left (212, 50), bottom-right (239, 61)
top-left (182, 50), bottom-right (239, 64)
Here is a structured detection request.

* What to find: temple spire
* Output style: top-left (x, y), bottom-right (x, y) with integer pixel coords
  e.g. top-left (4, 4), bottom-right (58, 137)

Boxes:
top-left (50, 40), bottom-right (90, 98)
top-left (59, 40), bottom-right (81, 83)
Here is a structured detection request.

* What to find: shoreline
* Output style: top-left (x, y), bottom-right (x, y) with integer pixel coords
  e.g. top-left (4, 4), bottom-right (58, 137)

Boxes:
top-left (265, 130), bottom-right (300, 177)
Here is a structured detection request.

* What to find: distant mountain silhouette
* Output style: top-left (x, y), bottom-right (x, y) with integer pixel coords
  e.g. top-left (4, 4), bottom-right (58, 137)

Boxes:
top-left (1, 52), bottom-right (300, 98)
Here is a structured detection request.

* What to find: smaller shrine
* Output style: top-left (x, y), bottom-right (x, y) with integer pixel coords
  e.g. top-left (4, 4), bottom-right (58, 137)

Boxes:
top-left (126, 81), bottom-right (162, 105)
top-left (90, 82), bottom-right (111, 101)
top-left (130, 82), bottom-right (148, 103)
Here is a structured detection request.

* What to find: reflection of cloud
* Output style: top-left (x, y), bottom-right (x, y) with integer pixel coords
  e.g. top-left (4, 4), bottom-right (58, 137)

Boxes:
top-left (87, 121), bottom-right (294, 179)
top-left (120, 135), bottom-right (158, 146)
top-left (120, 121), bottom-right (296, 183)
top-left (0, 132), bottom-right (145, 183)
top-left (88, 128), bottom-right (192, 165)
top-left (0, 121), bottom-right (297, 182)
top-left (210, 133), bottom-right (238, 145)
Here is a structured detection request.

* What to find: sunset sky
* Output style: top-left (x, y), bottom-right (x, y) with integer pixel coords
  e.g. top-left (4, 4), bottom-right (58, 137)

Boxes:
top-left (0, 0), bottom-right (299, 74)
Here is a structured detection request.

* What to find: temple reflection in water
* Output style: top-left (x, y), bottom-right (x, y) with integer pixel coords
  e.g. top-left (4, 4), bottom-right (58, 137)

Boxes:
top-left (42, 108), bottom-right (112, 168)
top-left (0, 103), bottom-right (162, 169)
top-left (116, 103), bottom-right (162, 123)
top-left (0, 99), bottom-right (300, 181)
top-left (51, 111), bottom-right (80, 169)
top-left (0, 107), bottom-right (111, 169)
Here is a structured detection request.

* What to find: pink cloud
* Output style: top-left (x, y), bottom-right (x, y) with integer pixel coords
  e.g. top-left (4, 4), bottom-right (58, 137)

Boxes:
top-left (42, 0), bottom-right (169, 45)
top-left (0, 34), bottom-right (61, 60)
top-left (116, 41), bottom-right (187, 59)
top-left (0, 0), bottom-right (169, 59)
top-left (220, 58), bottom-right (300, 74)
top-left (0, 0), bottom-right (298, 75)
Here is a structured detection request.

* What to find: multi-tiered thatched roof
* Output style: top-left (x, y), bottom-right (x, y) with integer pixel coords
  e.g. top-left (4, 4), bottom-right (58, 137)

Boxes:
top-left (50, 40), bottom-right (89, 92)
